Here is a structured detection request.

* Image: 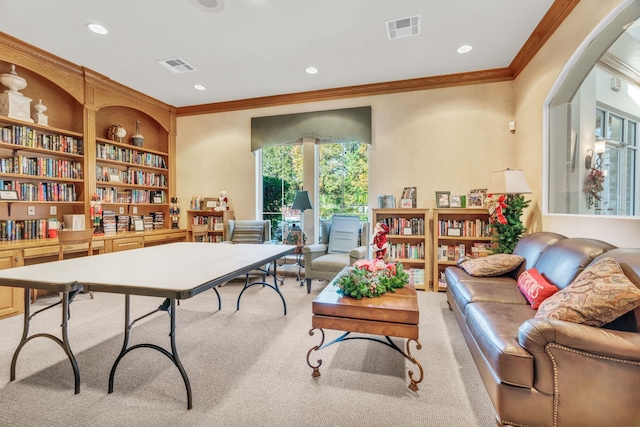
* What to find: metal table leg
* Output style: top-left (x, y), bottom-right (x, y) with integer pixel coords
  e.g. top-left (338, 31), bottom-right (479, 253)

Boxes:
top-left (10, 288), bottom-right (81, 394)
top-left (237, 263), bottom-right (287, 315)
top-left (108, 295), bottom-right (193, 409)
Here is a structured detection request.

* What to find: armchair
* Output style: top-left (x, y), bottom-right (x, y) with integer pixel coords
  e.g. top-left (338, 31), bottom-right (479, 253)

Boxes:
top-left (302, 215), bottom-right (369, 293)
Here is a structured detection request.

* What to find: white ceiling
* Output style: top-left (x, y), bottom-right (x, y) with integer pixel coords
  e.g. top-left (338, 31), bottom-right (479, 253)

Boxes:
top-left (0, 0), bottom-right (555, 108)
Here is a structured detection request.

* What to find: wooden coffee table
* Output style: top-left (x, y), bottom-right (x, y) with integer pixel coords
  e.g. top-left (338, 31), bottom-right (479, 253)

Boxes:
top-left (306, 268), bottom-right (423, 391)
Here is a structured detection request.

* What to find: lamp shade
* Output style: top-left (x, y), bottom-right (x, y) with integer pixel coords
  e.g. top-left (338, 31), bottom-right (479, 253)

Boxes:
top-left (291, 190), bottom-right (313, 211)
top-left (487, 169), bottom-right (532, 195)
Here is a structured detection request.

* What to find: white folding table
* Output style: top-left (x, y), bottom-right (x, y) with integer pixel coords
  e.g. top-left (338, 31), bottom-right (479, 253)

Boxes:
top-left (0, 242), bottom-right (294, 409)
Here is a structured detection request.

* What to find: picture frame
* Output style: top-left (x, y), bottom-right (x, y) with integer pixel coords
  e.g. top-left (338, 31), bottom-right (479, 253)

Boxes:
top-left (401, 187), bottom-right (417, 208)
top-left (468, 188), bottom-right (487, 208)
top-left (435, 191), bottom-right (450, 208)
top-left (0, 190), bottom-right (19, 200)
top-left (133, 218), bottom-right (144, 231)
top-left (202, 197), bottom-right (219, 210)
top-left (450, 195), bottom-right (462, 208)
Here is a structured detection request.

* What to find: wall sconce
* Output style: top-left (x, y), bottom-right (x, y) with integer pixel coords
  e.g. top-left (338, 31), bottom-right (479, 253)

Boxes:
top-left (585, 149), bottom-right (593, 169)
top-left (594, 139), bottom-right (606, 170)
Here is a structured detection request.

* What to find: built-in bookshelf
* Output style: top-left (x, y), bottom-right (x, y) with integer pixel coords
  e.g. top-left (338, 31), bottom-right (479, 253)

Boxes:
top-left (432, 208), bottom-right (493, 292)
top-left (187, 209), bottom-right (234, 242)
top-left (372, 208), bottom-right (429, 290)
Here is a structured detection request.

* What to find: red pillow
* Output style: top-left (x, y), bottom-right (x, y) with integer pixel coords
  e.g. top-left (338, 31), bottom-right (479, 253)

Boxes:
top-left (517, 268), bottom-right (559, 309)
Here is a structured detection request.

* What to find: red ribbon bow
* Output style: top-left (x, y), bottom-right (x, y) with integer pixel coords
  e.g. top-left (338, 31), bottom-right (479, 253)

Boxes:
top-left (493, 194), bottom-right (507, 224)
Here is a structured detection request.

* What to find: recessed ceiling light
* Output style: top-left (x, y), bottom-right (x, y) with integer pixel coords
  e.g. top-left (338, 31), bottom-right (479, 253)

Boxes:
top-left (194, 84), bottom-right (206, 91)
top-left (457, 45), bottom-right (473, 54)
top-left (86, 23), bottom-right (108, 35)
top-left (306, 67), bottom-right (318, 75)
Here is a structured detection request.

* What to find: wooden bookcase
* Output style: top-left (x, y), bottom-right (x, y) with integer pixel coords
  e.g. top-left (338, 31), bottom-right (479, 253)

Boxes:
top-left (432, 208), bottom-right (493, 292)
top-left (372, 208), bottom-right (429, 290)
top-left (187, 210), bottom-right (234, 242)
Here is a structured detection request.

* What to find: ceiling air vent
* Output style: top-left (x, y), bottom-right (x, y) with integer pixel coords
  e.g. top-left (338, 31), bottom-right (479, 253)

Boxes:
top-left (157, 58), bottom-right (197, 74)
top-left (385, 15), bottom-right (421, 40)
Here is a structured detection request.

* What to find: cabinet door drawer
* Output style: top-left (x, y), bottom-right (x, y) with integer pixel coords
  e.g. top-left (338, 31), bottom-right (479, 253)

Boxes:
top-left (144, 231), bottom-right (187, 244)
top-left (111, 237), bottom-right (144, 252)
top-left (23, 241), bottom-right (105, 259)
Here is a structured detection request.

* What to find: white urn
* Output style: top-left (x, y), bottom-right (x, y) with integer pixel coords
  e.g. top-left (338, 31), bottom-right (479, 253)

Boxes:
top-left (0, 65), bottom-right (27, 94)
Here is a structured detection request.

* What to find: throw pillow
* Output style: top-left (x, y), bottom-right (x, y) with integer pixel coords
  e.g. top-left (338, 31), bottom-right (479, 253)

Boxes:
top-left (458, 254), bottom-right (524, 277)
top-left (535, 257), bottom-right (640, 327)
top-left (232, 225), bottom-right (265, 244)
top-left (517, 268), bottom-right (559, 309)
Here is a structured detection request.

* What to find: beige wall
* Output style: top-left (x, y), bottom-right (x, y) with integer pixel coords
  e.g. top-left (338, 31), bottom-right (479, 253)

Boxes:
top-left (177, 82), bottom-right (515, 221)
top-left (177, 0), bottom-right (640, 249)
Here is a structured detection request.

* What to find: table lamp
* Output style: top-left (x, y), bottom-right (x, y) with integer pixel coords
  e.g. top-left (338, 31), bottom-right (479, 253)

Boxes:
top-left (291, 190), bottom-right (313, 245)
top-left (487, 168), bottom-right (531, 254)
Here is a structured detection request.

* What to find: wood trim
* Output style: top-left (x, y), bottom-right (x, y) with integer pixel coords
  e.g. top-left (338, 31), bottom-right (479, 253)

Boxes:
top-left (509, 0), bottom-right (582, 78)
top-left (177, 0), bottom-right (578, 116)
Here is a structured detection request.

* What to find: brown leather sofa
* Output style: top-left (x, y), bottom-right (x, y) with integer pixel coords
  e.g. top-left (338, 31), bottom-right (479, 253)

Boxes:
top-left (445, 232), bottom-right (640, 427)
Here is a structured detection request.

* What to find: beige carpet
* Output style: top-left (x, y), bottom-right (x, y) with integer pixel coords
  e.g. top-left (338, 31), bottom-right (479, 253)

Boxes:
top-left (0, 277), bottom-right (495, 426)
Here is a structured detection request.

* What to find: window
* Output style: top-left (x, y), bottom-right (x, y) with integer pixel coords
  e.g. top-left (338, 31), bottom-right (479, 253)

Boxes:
top-left (260, 140), bottom-right (368, 243)
top-left (595, 107), bottom-right (638, 215)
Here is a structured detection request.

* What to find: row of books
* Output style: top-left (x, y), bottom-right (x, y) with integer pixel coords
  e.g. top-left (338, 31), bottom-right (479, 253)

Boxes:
top-left (0, 125), bottom-right (83, 155)
top-left (0, 156), bottom-right (83, 179)
top-left (102, 212), bottom-right (165, 233)
top-left (437, 219), bottom-right (492, 237)
top-left (191, 215), bottom-right (225, 230)
top-left (0, 219), bottom-right (51, 241)
top-left (96, 165), bottom-right (167, 187)
top-left (0, 180), bottom-right (77, 202)
top-left (378, 217), bottom-right (425, 236)
top-left (437, 244), bottom-right (466, 262)
top-left (96, 143), bottom-right (167, 169)
top-left (387, 241), bottom-right (424, 260)
top-left (95, 187), bottom-right (167, 204)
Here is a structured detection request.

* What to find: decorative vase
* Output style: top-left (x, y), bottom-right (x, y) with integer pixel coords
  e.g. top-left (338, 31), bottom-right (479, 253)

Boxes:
top-left (131, 120), bottom-right (144, 147)
top-left (33, 99), bottom-right (49, 125)
top-left (0, 64), bottom-right (27, 94)
top-left (108, 124), bottom-right (127, 142)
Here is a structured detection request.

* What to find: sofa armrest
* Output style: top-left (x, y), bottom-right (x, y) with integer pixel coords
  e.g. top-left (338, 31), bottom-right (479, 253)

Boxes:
top-left (519, 318), bottom-right (640, 394)
top-left (349, 245), bottom-right (368, 264)
top-left (519, 317), bottom-right (640, 425)
top-left (302, 244), bottom-right (328, 263)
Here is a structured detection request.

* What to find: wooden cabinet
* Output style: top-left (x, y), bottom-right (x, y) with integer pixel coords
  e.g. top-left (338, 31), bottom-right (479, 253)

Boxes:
top-left (109, 236), bottom-right (144, 252)
top-left (187, 210), bottom-right (234, 242)
top-left (432, 208), bottom-right (492, 292)
top-left (0, 249), bottom-right (23, 319)
top-left (372, 208), bottom-right (428, 290)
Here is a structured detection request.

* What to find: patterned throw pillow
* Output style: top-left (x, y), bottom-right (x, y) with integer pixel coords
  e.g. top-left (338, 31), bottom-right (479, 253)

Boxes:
top-left (535, 257), bottom-right (640, 327)
top-left (517, 268), bottom-right (559, 309)
top-left (232, 225), bottom-right (265, 244)
top-left (459, 254), bottom-right (524, 277)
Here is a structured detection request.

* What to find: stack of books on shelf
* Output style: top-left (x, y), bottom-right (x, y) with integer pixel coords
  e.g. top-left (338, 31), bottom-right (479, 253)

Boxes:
top-left (152, 211), bottom-right (164, 229)
top-left (409, 268), bottom-right (425, 287)
top-left (471, 242), bottom-right (493, 257)
top-left (116, 215), bottom-right (130, 233)
top-left (102, 211), bottom-right (117, 234)
top-left (143, 215), bottom-right (154, 231)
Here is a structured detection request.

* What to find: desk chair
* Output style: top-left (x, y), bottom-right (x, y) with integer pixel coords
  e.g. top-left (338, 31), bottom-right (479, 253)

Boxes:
top-left (191, 224), bottom-right (209, 242)
top-left (57, 229), bottom-right (96, 299)
top-left (223, 219), bottom-right (271, 284)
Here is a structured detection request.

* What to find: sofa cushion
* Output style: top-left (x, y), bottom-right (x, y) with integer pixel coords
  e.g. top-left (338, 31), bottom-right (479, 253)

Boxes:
top-left (533, 238), bottom-right (616, 290)
top-left (536, 257), bottom-right (640, 327)
top-left (446, 270), bottom-right (528, 315)
top-left (458, 254), bottom-right (524, 277)
top-left (232, 225), bottom-right (265, 244)
top-left (311, 252), bottom-right (350, 272)
top-left (517, 268), bottom-right (559, 309)
top-left (465, 302), bottom-right (535, 388)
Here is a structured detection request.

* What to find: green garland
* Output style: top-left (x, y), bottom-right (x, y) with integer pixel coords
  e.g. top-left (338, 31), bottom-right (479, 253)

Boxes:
top-left (335, 261), bottom-right (409, 299)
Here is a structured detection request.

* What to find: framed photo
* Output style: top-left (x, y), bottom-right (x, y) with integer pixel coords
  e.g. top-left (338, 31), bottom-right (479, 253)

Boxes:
top-left (202, 197), bottom-right (219, 210)
top-left (0, 190), bottom-right (18, 200)
top-left (450, 195), bottom-right (462, 208)
top-left (468, 188), bottom-right (487, 208)
top-left (133, 218), bottom-right (144, 231)
top-left (435, 191), bottom-right (450, 208)
top-left (401, 187), bottom-right (417, 208)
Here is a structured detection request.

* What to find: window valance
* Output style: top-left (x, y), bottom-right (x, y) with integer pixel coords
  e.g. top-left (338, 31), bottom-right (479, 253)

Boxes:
top-left (251, 106), bottom-right (371, 151)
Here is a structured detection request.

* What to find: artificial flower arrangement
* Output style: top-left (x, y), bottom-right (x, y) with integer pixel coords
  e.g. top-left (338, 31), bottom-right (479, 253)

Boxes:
top-left (335, 259), bottom-right (409, 299)
top-left (584, 167), bottom-right (605, 208)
